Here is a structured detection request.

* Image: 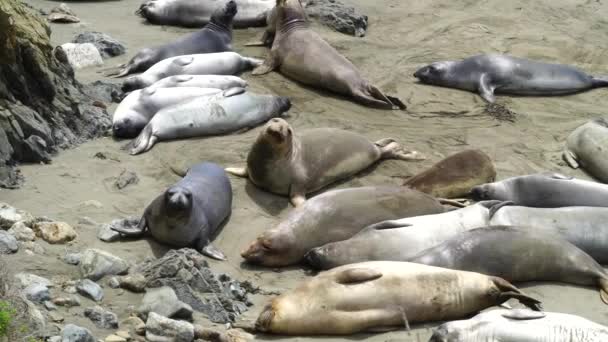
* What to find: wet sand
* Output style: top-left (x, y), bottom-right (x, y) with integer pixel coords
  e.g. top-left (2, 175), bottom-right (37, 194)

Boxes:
top-left (2, 0), bottom-right (608, 340)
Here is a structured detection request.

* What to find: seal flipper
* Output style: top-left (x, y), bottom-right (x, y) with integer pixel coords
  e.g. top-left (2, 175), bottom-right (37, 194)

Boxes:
top-left (364, 220), bottom-right (412, 231)
top-left (598, 278), bottom-right (608, 305)
top-left (130, 124), bottom-right (157, 155)
top-left (478, 73), bottom-right (496, 103)
top-left (252, 52), bottom-right (279, 75)
top-left (375, 138), bottom-right (425, 161)
top-left (173, 56), bottom-right (195, 67)
top-left (201, 243), bottom-right (227, 261)
top-left (492, 276), bottom-right (543, 311)
top-left (335, 268), bottom-right (383, 284)
top-left (111, 215), bottom-right (148, 237)
top-left (563, 148), bottom-right (580, 169)
top-left (225, 167), bottom-right (248, 177)
top-left (486, 201), bottom-right (515, 219)
top-left (501, 309), bottom-right (546, 320)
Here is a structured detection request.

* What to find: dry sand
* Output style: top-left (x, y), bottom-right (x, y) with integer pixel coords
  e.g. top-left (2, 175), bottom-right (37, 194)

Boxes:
top-left (2, 0), bottom-right (608, 340)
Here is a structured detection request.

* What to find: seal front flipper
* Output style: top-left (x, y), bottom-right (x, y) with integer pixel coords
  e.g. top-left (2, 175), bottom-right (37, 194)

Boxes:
top-left (173, 56), bottom-right (195, 67)
top-left (201, 243), bottom-right (227, 260)
top-left (478, 73), bottom-right (496, 103)
top-left (563, 147), bottom-right (580, 169)
top-left (485, 200), bottom-right (515, 219)
top-left (365, 220), bottom-right (412, 231)
top-left (111, 215), bottom-right (148, 237)
top-left (130, 125), bottom-right (158, 155)
top-left (225, 167), bottom-right (248, 177)
top-left (335, 268), bottom-right (383, 284)
top-left (501, 309), bottom-right (546, 320)
top-left (252, 52), bottom-right (279, 75)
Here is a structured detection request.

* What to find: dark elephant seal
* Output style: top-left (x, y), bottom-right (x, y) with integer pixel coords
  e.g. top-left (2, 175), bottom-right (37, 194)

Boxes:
top-left (240, 186), bottom-right (445, 267)
top-left (414, 54), bottom-right (608, 103)
top-left (251, 0), bottom-right (405, 110)
top-left (408, 226), bottom-right (608, 304)
top-left (564, 118), bottom-right (608, 183)
top-left (111, 162), bottom-right (232, 260)
top-left (470, 172), bottom-right (608, 207)
top-left (226, 118), bottom-right (423, 206)
top-left (403, 149), bottom-right (496, 198)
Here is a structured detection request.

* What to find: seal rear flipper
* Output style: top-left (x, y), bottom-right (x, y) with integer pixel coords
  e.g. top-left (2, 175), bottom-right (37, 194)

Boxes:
top-left (501, 309), bottom-right (546, 320)
top-left (201, 243), bottom-right (226, 260)
top-left (364, 220), bottom-right (412, 231)
top-left (225, 167), bottom-right (248, 177)
top-left (562, 148), bottom-right (580, 169)
top-left (438, 198), bottom-right (467, 208)
top-left (598, 278), bottom-right (608, 305)
top-left (335, 268), bottom-right (383, 284)
top-left (478, 73), bottom-right (496, 103)
top-left (252, 53), bottom-right (278, 75)
top-left (492, 276), bottom-right (542, 311)
top-left (375, 138), bottom-right (425, 161)
top-left (130, 124), bottom-right (157, 155)
top-left (357, 85), bottom-right (404, 110)
top-left (111, 215), bottom-right (147, 237)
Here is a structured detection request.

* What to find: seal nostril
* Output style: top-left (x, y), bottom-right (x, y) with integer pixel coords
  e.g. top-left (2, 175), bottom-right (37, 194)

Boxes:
top-left (304, 249), bottom-right (322, 268)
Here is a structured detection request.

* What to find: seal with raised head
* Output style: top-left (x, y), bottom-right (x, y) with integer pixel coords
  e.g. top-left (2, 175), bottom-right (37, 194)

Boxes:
top-left (147, 75), bottom-right (247, 91)
top-left (251, 0), bottom-right (405, 110)
top-left (226, 118), bottom-right (423, 206)
top-left (403, 149), bottom-right (496, 198)
top-left (255, 261), bottom-right (541, 335)
top-left (112, 162), bottom-right (232, 260)
top-left (414, 54), bottom-right (608, 103)
top-left (240, 186), bottom-right (446, 267)
top-left (564, 118), bottom-right (608, 183)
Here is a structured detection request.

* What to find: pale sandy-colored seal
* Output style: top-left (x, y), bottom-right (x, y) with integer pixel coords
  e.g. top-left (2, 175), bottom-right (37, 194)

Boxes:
top-left (564, 118), bottom-right (608, 183)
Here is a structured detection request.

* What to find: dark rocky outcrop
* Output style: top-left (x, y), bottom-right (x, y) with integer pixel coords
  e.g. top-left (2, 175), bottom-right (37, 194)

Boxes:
top-left (306, 0), bottom-right (368, 37)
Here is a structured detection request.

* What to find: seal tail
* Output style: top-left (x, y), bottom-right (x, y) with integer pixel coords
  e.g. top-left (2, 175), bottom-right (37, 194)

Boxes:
top-left (359, 84), bottom-right (407, 110)
top-left (492, 277), bottom-right (543, 311)
top-left (375, 138), bottom-right (425, 161)
top-left (591, 76), bottom-right (608, 88)
top-left (598, 277), bottom-right (608, 305)
top-left (130, 125), bottom-right (157, 155)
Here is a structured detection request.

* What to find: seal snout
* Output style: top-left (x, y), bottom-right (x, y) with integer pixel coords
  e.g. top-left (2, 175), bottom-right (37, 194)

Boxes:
top-left (303, 248), bottom-right (325, 269)
top-left (166, 187), bottom-right (193, 213)
top-left (225, 0), bottom-right (238, 15)
top-left (469, 185), bottom-right (488, 201)
top-left (265, 118), bottom-right (291, 142)
top-left (278, 97), bottom-right (292, 113)
top-left (121, 77), bottom-right (142, 92)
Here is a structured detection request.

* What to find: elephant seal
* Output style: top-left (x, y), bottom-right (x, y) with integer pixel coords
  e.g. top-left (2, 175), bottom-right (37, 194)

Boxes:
top-left (403, 149), bottom-right (496, 198)
top-left (130, 87), bottom-right (291, 155)
top-left (470, 172), bottom-right (608, 207)
top-left (121, 52), bottom-right (262, 92)
top-left (111, 1), bottom-right (236, 78)
top-left (564, 118), bottom-right (608, 183)
top-left (138, 0), bottom-right (273, 28)
top-left (148, 75), bottom-right (247, 91)
top-left (414, 54), bottom-right (608, 103)
top-left (305, 201), bottom-right (497, 270)
top-left (111, 162), bottom-right (232, 260)
top-left (251, 0), bottom-right (405, 110)
top-left (255, 261), bottom-right (541, 335)
top-left (112, 87), bottom-right (222, 138)
top-left (241, 186), bottom-right (446, 267)
top-left (408, 226), bottom-right (608, 304)
top-left (430, 309), bottom-right (608, 342)
top-left (225, 118), bottom-right (423, 206)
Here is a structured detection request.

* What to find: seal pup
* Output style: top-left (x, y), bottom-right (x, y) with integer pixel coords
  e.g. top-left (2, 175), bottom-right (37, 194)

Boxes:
top-left (429, 309), bottom-right (608, 342)
top-left (225, 118), bottom-right (423, 206)
top-left (121, 52), bottom-right (263, 92)
top-left (241, 186), bottom-right (446, 267)
top-left (414, 54), bottom-right (608, 103)
top-left (130, 88), bottom-right (291, 155)
top-left (110, 1), bottom-right (237, 78)
top-left (251, 0), bottom-right (405, 110)
top-left (111, 162), bottom-right (232, 260)
top-left (147, 75), bottom-right (247, 91)
top-left (408, 226), bottom-right (608, 304)
top-left (564, 118), bottom-right (608, 183)
top-left (403, 149), bottom-right (496, 198)
top-left (470, 172), bottom-right (608, 207)
top-left (255, 261), bottom-right (541, 335)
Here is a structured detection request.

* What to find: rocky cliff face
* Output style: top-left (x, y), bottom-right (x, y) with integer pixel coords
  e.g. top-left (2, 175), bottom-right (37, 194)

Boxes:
top-left (0, 0), bottom-right (111, 188)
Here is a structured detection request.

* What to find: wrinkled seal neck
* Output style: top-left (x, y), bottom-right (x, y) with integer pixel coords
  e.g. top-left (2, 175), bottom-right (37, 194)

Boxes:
top-left (207, 17), bottom-right (232, 32)
top-left (278, 6), bottom-right (308, 35)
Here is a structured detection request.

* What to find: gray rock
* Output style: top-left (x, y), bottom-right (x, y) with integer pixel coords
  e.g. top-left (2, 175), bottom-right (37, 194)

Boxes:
top-left (0, 203), bottom-right (34, 229)
top-left (64, 252), bottom-right (82, 265)
top-left (107, 277), bottom-right (120, 289)
top-left (145, 312), bottom-right (194, 342)
top-left (306, 0), bottom-right (368, 37)
top-left (138, 286), bottom-right (193, 321)
top-left (24, 283), bottom-right (51, 303)
top-left (8, 221), bottom-right (36, 241)
top-left (49, 311), bottom-right (64, 323)
top-left (61, 324), bottom-right (95, 342)
top-left (59, 43), bottom-right (103, 70)
top-left (84, 305), bottom-right (119, 329)
top-left (0, 230), bottom-right (18, 254)
top-left (21, 135), bottom-right (51, 163)
top-left (48, 3), bottom-right (80, 23)
top-left (76, 279), bottom-right (104, 302)
top-left (116, 273), bottom-right (146, 293)
top-left (84, 81), bottom-right (123, 104)
top-left (72, 32), bottom-right (126, 59)
top-left (44, 300), bottom-right (58, 311)
top-left (32, 221), bottom-right (77, 244)
top-left (80, 248), bottom-right (129, 280)
top-left (21, 241), bottom-right (45, 255)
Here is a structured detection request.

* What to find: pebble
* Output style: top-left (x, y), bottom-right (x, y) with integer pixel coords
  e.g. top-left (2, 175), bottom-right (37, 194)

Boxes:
top-left (114, 169), bottom-right (139, 190)
top-left (8, 221), bottom-right (36, 241)
top-left (64, 252), bottom-right (82, 265)
top-left (98, 217), bottom-right (139, 243)
top-left (116, 273), bottom-right (146, 293)
top-left (80, 248), bottom-right (130, 280)
top-left (137, 286), bottom-right (193, 320)
top-left (104, 335), bottom-right (127, 342)
top-left (24, 283), bottom-right (51, 303)
top-left (59, 43), bottom-right (104, 70)
top-left (145, 312), bottom-right (194, 342)
top-left (121, 316), bottom-right (145, 335)
top-left (61, 324), bottom-right (95, 342)
top-left (33, 221), bottom-right (77, 244)
top-left (52, 296), bottom-right (81, 307)
top-left (44, 301), bottom-right (58, 311)
top-left (108, 277), bottom-right (120, 289)
top-left (0, 203), bottom-right (34, 229)
top-left (48, 336), bottom-right (61, 342)
top-left (21, 241), bottom-right (45, 254)
top-left (0, 230), bottom-right (18, 254)
top-left (77, 279), bottom-right (104, 302)
top-left (115, 331), bottom-right (130, 339)
top-left (84, 305), bottom-right (119, 329)
top-left (49, 311), bottom-right (64, 323)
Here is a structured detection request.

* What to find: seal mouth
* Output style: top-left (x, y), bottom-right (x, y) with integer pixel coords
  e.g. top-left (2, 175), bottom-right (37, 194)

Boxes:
top-left (225, 0), bottom-right (238, 16)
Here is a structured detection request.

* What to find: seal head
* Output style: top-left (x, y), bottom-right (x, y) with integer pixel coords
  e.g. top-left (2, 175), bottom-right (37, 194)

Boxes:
top-left (165, 185), bottom-right (193, 219)
top-left (210, 0), bottom-right (238, 29)
top-left (414, 61), bottom-right (457, 86)
top-left (112, 115), bottom-right (147, 138)
top-left (241, 229), bottom-right (296, 266)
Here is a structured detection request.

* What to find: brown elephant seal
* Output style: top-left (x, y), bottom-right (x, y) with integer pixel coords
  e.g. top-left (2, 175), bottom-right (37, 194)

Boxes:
top-left (226, 118), bottom-right (423, 206)
top-left (255, 261), bottom-right (541, 335)
top-left (251, 0), bottom-right (405, 110)
top-left (404, 149), bottom-right (496, 198)
top-left (240, 186), bottom-right (445, 267)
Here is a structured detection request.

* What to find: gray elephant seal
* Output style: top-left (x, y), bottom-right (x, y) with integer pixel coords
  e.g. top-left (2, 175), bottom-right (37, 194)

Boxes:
top-left (226, 118), bottom-right (423, 206)
top-left (408, 226), bottom-right (608, 304)
top-left (148, 75), bottom-right (247, 90)
top-left (564, 118), bottom-right (608, 183)
top-left (240, 186), bottom-right (445, 267)
top-left (470, 172), bottom-right (608, 207)
top-left (255, 261), bottom-right (541, 335)
top-left (252, 0), bottom-right (405, 110)
top-left (430, 309), bottom-right (608, 342)
top-left (414, 54), bottom-right (608, 103)
top-left (111, 162), bottom-right (232, 260)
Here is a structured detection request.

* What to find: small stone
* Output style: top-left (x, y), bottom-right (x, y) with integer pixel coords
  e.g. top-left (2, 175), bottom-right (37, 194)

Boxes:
top-left (97, 223), bottom-right (120, 242)
top-left (21, 241), bottom-right (45, 254)
top-left (61, 324), bottom-right (95, 342)
top-left (145, 312), bottom-right (194, 342)
top-left (44, 301), bottom-right (58, 311)
top-left (137, 286), bottom-right (193, 320)
top-left (49, 311), bottom-right (64, 323)
top-left (52, 296), bottom-right (81, 307)
top-left (77, 279), bottom-right (104, 302)
top-left (0, 203), bottom-right (35, 229)
top-left (104, 335), bottom-right (126, 342)
top-left (64, 285), bottom-right (78, 294)
top-left (24, 283), bottom-right (50, 303)
top-left (72, 32), bottom-right (126, 59)
top-left (116, 273), bottom-right (146, 293)
top-left (8, 221), bottom-right (36, 241)
top-left (14, 273), bottom-right (52, 289)
top-left (107, 277), bottom-right (120, 289)
top-left (0, 230), bottom-right (18, 254)
top-left (48, 336), bottom-right (61, 342)
top-left (115, 331), bottom-right (130, 339)
top-left (114, 169), bottom-right (139, 190)
top-left (80, 248), bottom-right (130, 281)
top-left (80, 200), bottom-right (104, 209)
top-left (64, 252), bottom-right (82, 265)
top-left (135, 323), bottom-right (146, 336)
top-left (84, 305), bottom-right (118, 329)
top-left (59, 43), bottom-right (103, 70)
top-left (33, 221), bottom-right (77, 244)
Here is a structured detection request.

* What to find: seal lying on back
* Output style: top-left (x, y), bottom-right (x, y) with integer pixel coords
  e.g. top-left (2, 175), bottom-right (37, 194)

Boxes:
top-left (414, 54), bottom-right (608, 103)
top-left (130, 87), bottom-right (291, 155)
top-left (470, 172), bottom-right (608, 207)
top-left (255, 261), bottom-right (541, 335)
top-left (408, 226), bottom-right (608, 304)
top-left (111, 162), bottom-right (232, 260)
top-left (252, 0), bottom-right (405, 110)
top-left (430, 309), bottom-right (608, 342)
top-left (564, 118), bottom-right (608, 183)
top-left (111, 1), bottom-right (236, 78)
top-left (226, 118), bottom-right (423, 206)
top-left (241, 186), bottom-right (445, 267)
top-left (147, 75), bottom-right (247, 91)
top-left (403, 149), bottom-right (496, 198)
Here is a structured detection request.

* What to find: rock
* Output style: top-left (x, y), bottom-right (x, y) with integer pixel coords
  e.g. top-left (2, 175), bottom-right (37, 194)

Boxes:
top-left (64, 252), bottom-right (82, 265)
top-left (76, 279), bottom-right (104, 302)
top-left (24, 283), bottom-right (50, 303)
top-left (44, 300), bottom-right (58, 311)
top-left (49, 311), bottom-right (64, 323)
top-left (21, 241), bottom-right (45, 255)
top-left (108, 277), bottom-right (120, 288)
top-left (84, 305), bottom-right (119, 329)
top-left (121, 316), bottom-right (145, 336)
top-left (22, 135), bottom-right (52, 163)
top-left (145, 312), bottom-right (194, 342)
top-left (8, 221), bottom-right (36, 241)
top-left (0, 164), bottom-right (24, 189)
top-left (58, 43), bottom-right (104, 70)
top-left (0, 230), bottom-right (18, 253)
top-left (105, 335), bottom-right (127, 342)
top-left (0, 203), bottom-right (34, 229)
top-left (116, 331), bottom-right (130, 339)
top-left (61, 324), bottom-right (95, 342)
top-left (117, 273), bottom-right (147, 293)
top-left (138, 286), bottom-right (193, 321)
top-left (194, 327), bottom-right (254, 342)
top-left (49, 336), bottom-right (61, 342)
top-left (84, 81), bottom-right (123, 104)
top-left (305, 0), bottom-right (368, 37)
top-left (33, 221), bottom-right (77, 244)
top-left (48, 3), bottom-right (80, 23)
top-left (72, 32), bottom-right (126, 59)
top-left (97, 223), bottom-right (120, 242)
top-left (52, 296), bottom-right (81, 307)
top-left (80, 248), bottom-right (130, 280)
top-left (114, 169), bottom-right (139, 190)
top-left (15, 273), bottom-right (52, 288)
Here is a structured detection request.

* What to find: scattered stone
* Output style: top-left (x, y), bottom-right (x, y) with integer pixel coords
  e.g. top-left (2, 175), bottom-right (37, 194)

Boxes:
top-left (33, 221), bottom-right (77, 244)
top-left (44, 301), bottom-right (58, 311)
top-left (104, 335), bottom-right (127, 342)
top-left (0, 203), bottom-right (35, 229)
top-left (145, 312), bottom-right (194, 342)
top-left (72, 32), bottom-right (126, 59)
top-left (98, 224), bottom-right (120, 242)
top-left (52, 296), bottom-right (81, 307)
top-left (21, 241), bottom-right (45, 255)
top-left (15, 273), bottom-right (52, 289)
top-left (194, 326), bottom-right (254, 342)
top-left (77, 279), bottom-right (104, 302)
top-left (48, 3), bottom-right (80, 23)
top-left (49, 311), bottom-right (64, 323)
top-left (0, 230), bottom-right (18, 254)
top-left (61, 324), bottom-right (95, 342)
top-left (79, 200), bottom-right (103, 209)
top-left (138, 286), bottom-right (193, 321)
top-left (64, 252), bottom-right (82, 265)
top-left (8, 221), bottom-right (36, 241)
top-left (84, 305), bottom-right (119, 329)
top-left (306, 0), bottom-right (368, 37)
top-left (121, 316), bottom-right (145, 336)
top-left (58, 43), bottom-right (104, 70)
top-left (80, 248), bottom-right (130, 280)
top-left (24, 283), bottom-right (51, 303)
top-left (115, 273), bottom-right (146, 293)
top-left (108, 277), bottom-right (120, 289)
top-left (21, 135), bottom-right (52, 163)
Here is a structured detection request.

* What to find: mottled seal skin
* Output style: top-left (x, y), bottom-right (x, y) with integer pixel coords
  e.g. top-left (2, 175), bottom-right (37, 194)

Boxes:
top-left (226, 118), bottom-right (423, 206)
top-left (564, 118), bottom-right (608, 183)
top-left (240, 186), bottom-right (445, 267)
top-left (430, 309), bottom-right (608, 342)
top-left (470, 172), bottom-right (608, 207)
top-left (414, 54), bottom-right (608, 103)
top-left (111, 162), bottom-right (232, 260)
top-left (251, 0), bottom-right (405, 110)
top-left (408, 226), bottom-right (608, 304)
top-left (148, 75), bottom-right (247, 91)
top-left (403, 149), bottom-right (496, 198)
top-left (255, 261), bottom-right (541, 335)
